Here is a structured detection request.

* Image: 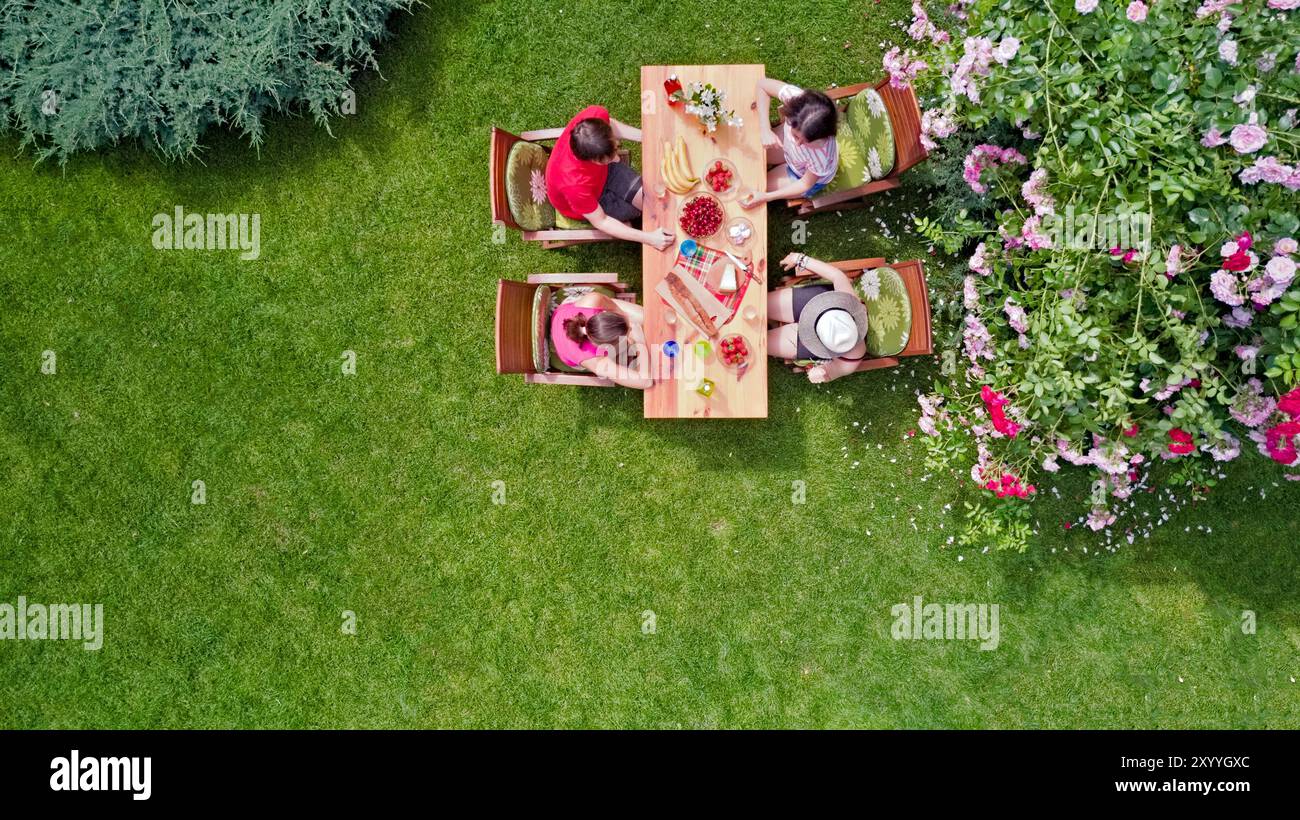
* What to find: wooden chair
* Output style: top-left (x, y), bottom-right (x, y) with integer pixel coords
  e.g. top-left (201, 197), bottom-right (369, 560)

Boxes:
top-left (490, 126), bottom-right (616, 249)
top-left (784, 79), bottom-right (928, 215)
top-left (776, 257), bottom-right (933, 374)
top-left (495, 273), bottom-right (636, 386)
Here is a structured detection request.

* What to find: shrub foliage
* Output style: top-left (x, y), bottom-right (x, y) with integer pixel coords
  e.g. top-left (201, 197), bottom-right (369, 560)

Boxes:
top-left (0, 1), bottom-right (414, 162)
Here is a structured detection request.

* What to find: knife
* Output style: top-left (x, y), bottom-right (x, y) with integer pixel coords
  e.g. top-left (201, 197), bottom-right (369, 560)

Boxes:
top-left (724, 249), bottom-right (762, 284)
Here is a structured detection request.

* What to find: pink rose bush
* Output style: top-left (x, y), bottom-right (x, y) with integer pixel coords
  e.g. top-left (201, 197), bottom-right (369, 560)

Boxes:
top-left (898, 0), bottom-right (1300, 550)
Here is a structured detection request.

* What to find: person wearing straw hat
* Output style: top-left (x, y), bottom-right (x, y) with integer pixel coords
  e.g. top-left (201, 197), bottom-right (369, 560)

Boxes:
top-left (767, 253), bottom-right (869, 383)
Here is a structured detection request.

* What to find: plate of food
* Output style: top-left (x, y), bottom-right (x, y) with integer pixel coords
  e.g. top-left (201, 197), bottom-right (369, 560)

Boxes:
top-left (718, 333), bottom-right (752, 371)
top-left (704, 158), bottom-right (739, 199)
top-left (678, 193), bottom-right (725, 239)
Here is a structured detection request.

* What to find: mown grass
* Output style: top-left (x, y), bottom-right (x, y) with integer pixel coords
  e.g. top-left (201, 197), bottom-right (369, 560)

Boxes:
top-left (0, 0), bottom-right (1296, 728)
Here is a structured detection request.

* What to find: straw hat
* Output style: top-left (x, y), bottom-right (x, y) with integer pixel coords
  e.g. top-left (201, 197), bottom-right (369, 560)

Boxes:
top-left (796, 290), bottom-right (868, 360)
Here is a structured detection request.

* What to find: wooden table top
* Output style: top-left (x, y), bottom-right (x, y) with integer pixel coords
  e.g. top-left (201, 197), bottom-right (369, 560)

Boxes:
top-left (641, 64), bottom-right (769, 419)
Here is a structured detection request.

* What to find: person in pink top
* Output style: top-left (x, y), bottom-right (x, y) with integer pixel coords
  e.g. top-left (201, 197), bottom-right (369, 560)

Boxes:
top-left (550, 291), bottom-right (653, 389)
top-left (741, 76), bottom-right (840, 209)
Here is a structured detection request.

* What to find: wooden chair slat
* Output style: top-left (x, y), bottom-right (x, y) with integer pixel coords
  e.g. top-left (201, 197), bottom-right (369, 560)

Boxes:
top-left (495, 279), bottom-right (537, 375)
top-left (489, 127), bottom-right (522, 231)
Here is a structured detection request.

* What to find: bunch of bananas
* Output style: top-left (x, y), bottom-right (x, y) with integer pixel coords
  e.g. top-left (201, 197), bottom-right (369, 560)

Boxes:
top-left (661, 136), bottom-right (697, 195)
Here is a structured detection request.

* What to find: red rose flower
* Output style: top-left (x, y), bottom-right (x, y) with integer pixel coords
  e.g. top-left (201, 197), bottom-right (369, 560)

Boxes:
top-left (1223, 251), bottom-right (1252, 272)
top-left (1278, 387), bottom-right (1300, 420)
top-left (1265, 420), bottom-right (1300, 465)
top-left (980, 385), bottom-right (1021, 439)
top-left (1122, 423), bottom-right (1139, 437)
top-left (1167, 428), bottom-right (1195, 456)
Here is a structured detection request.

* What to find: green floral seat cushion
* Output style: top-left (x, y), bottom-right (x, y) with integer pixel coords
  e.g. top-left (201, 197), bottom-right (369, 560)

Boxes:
top-left (506, 141), bottom-right (556, 231)
top-left (857, 267), bottom-right (911, 356)
top-left (849, 89), bottom-right (895, 180)
top-left (823, 117), bottom-right (867, 195)
top-left (546, 285), bottom-right (617, 373)
top-left (530, 285), bottom-right (552, 372)
top-left (822, 89), bottom-right (895, 195)
top-left (848, 88), bottom-right (895, 181)
top-left (554, 211), bottom-right (592, 230)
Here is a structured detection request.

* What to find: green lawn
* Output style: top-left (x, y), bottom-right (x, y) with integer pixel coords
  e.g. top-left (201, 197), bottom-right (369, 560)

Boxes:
top-left (1, 0), bottom-right (1297, 729)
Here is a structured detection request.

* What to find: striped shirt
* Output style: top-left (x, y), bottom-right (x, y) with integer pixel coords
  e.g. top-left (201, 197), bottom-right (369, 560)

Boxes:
top-left (778, 84), bottom-right (838, 185)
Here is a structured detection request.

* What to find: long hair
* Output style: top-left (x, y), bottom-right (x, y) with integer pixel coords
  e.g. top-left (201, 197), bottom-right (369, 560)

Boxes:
top-left (780, 90), bottom-right (838, 143)
top-left (563, 310), bottom-right (627, 346)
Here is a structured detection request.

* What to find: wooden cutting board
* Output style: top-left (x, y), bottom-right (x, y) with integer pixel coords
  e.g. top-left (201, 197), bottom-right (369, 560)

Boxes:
top-left (655, 266), bottom-right (727, 338)
top-left (703, 249), bottom-right (752, 293)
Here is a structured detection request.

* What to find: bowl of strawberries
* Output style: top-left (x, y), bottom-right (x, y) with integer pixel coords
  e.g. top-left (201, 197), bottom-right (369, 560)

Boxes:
top-left (718, 333), bottom-right (751, 371)
top-left (678, 193), bottom-right (724, 239)
top-left (704, 158), bottom-right (738, 199)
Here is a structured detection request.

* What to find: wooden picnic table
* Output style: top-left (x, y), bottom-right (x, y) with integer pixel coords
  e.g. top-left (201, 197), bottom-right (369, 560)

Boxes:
top-left (641, 64), bottom-right (769, 419)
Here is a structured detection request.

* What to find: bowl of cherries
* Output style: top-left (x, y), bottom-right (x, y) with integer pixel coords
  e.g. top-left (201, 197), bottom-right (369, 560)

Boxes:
top-left (678, 193), bottom-right (724, 239)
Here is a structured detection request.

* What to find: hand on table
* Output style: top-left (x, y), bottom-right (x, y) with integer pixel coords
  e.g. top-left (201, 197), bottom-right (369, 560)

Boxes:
top-left (739, 190), bottom-right (765, 210)
top-left (645, 227), bottom-right (675, 251)
top-left (761, 129), bottom-right (781, 150)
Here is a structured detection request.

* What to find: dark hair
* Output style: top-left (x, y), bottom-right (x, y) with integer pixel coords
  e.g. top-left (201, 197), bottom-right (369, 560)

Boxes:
top-left (564, 310), bottom-right (628, 346)
top-left (781, 90), bottom-right (838, 143)
top-left (570, 117), bottom-right (617, 161)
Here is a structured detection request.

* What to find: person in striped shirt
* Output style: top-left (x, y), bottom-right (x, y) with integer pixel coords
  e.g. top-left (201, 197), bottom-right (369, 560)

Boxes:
top-left (740, 77), bottom-right (839, 209)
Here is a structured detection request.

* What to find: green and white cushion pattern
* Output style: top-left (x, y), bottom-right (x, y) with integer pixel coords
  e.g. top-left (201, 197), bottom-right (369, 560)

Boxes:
top-left (822, 89), bottom-right (896, 195)
top-left (505, 141), bottom-right (556, 231)
top-left (530, 285), bottom-right (551, 372)
top-left (824, 117), bottom-right (867, 195)
top-left (857, 267), bottom-right (911, 357)
top-left (849, 88), bottom-right (895, 181)
top-left (554, 211), bottom-right (592, 230)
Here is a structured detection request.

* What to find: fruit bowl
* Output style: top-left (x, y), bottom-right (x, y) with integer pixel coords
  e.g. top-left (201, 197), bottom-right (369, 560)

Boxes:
top-left (718, 333), bottom-right (752, 370)
top-left (704, 157), bottom-right (739, 199)
top-left (678, 193), bottom-right (725, 239)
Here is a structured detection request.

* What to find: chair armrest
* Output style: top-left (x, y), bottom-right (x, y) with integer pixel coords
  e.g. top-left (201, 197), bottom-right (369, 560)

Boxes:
top-left (527, 272), bottom-right (620, 285)
top-left (526, 372), bottom-right (617, 387)
top-left (853, 357), bottom-right (900, 372)
top-left (778, 258), bottom-right (887, 286)
top-left (520, 127), bottom-right (565, 141)
top-left (825, 81), bottom-right (875, 101)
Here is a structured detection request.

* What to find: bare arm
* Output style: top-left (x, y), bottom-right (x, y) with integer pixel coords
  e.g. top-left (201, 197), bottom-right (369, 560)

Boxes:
top-left (778, 253), bottom-right (855, 292)
top-left (585, 205), bottom-right (673, 249)
top-left (767, 169), bottom-right (818, 200)
top-left (758, 77), bottom-right (789, 99)
top-left (585, 340), bottom-right (653, 389)
top-left (609, 117), bottom-right (642, 143)
top-left (741, 169), bottom-right (818, 209)
top-left (802, 257), bottom-right (855, 292)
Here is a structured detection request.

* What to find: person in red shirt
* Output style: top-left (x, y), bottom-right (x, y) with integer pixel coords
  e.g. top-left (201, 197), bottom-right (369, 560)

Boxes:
top-left (545, 105), bottom-right (674, 250)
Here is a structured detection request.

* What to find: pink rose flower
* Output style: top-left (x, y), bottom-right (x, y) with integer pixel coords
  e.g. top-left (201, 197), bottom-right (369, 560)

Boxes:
top-left (1219, 39), bottom-right (1238, 66)
top-left (1127, 1), bottom-right (1148, 21)
top-left (1076, 0), bottom-right (1098, 12)
top-left (1230, 114), bottom-right (1268, 154)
